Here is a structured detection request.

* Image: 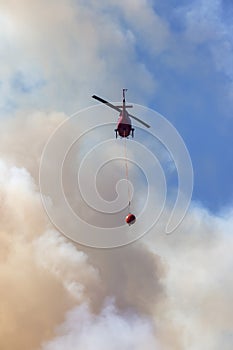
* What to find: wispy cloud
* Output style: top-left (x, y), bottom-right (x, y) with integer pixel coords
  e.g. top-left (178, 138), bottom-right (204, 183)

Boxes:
top-left (177, 0), bottom-right (233, 102)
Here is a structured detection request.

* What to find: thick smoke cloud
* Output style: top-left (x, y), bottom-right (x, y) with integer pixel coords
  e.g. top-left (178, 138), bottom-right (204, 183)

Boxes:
top-left (1, 109), bottom-right (233, 350)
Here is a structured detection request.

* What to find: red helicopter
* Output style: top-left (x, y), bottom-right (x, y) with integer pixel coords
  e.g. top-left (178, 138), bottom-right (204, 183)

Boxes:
top-left (92, 89), bottom-right (150, 138)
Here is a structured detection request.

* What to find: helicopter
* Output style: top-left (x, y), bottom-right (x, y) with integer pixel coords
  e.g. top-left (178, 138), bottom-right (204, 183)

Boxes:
top-left (92, 89), bottom-right (150, 138)
top-left (92, 89), bottom-right (151, 226)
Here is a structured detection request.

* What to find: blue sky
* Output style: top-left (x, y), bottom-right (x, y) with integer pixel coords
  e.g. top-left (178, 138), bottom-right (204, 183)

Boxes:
top-left (1, 0), bottom-right (233, 213)
top-left (148, 0), bottom-right (233, 212)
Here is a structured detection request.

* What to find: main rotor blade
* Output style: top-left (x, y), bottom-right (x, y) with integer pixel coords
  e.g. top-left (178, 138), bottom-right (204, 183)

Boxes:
top-left (92, 95), bottom-right (122, 113)
top-left (129, 114), bottom-right (150, 128)
top-left (92, 95), bottom-right (150, 128)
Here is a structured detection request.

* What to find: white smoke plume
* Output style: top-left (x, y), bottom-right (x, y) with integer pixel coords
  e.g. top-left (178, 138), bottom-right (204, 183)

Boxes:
top-left (41, 301), bottom-right (159, 350)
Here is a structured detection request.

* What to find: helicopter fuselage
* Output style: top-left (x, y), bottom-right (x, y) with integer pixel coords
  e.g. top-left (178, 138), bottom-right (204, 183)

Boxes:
top-left (116, 111), bottom-right (134, 138)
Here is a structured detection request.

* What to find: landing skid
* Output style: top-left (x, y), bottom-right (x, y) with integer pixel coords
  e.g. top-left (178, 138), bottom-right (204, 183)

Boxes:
top-left (114, 128), bottom-right (135, 138)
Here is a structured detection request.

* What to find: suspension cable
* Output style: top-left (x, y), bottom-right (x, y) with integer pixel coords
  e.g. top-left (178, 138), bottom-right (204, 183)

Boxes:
top-left (124, 132), bottom-right (131, 211)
